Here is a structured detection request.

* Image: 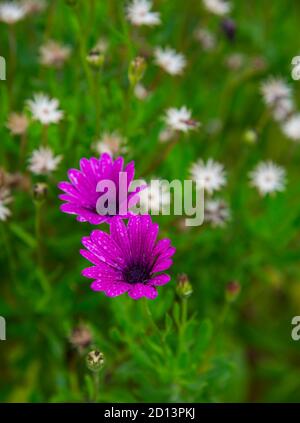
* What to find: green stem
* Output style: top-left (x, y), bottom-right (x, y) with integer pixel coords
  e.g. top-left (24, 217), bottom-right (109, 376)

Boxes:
top-left (34, 201), bottom-right (50, 294)
top-left (42, 125), bottom-right (48, 146)
top-left (178, 299), bottom-right (188, 357)
top-left (1, 224), bottom-right (17, 284)
top-left (93, 371), bottom-right (99, 403)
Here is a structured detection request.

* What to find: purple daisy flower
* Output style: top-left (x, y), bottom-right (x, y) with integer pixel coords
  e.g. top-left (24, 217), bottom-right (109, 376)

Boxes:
top-left (80, 215), bottom-right (176, 300)
top-left (58, 153), bottom-right (142, 224)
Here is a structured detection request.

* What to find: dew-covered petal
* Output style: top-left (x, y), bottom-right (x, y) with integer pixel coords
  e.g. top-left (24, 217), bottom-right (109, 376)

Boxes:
top-left (152, 258), bottom-right (173, 273)
top-left (104, 282), bottom-right (131, 297)
top-left (150, 274), bottom-right (171, 286)
top-left (128, 283), bottom-right (157, 300)
top-left (110, 218), bottom-right (131, 259)
top-left (90, 230), bottom-right (125, 266)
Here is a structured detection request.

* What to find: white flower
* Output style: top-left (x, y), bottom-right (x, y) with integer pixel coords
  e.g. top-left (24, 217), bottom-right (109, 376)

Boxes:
top-left (273, 97), bottom-right (294, 122)
top-left (165, 106), bottom-right (199, 132)
top-left (194, 28), bottom-right (216, 51)
top-left (249, 161), bottom-right (286, 196)
top-left (261, 78), bottom-right (291, 106)
top-left (134, 83), bottom-right (149, 100)
top-left (0, 1), bottom-right (26, 24)
top-left (39, 40), bottom-right (71, 68)
top-left (138, 179), bottom-right (170, 214)
top-left (203, 0), bottom-right (231, 16)
top-left (0, 187), bottom-right (12, 221)
top-left (27, 93), bottom-right (63, 125)
top-left (159, 127), bottom-right (176, 143)
top-left (92, 132), bottom-right (127, 157)
top-left (190, 159), bottom-right (226, 194)
top-left (205, 199), bottom-right (230, 227)
top-left (154, 47), bottom-right (186, 75)
top-left (28, 147), bottom-right (62, 175)
top-left (281, 114), bottom-right (300, 141)
top-left (126, 0), bottom-right (160, 26)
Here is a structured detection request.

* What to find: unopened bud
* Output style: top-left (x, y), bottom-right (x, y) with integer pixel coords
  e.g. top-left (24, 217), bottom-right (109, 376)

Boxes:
top-left (244, 129), bottom-right (258, 144)
top-left (225, 281), bottom-right (241, 302)
top-left (221, 18), bottom-right (236, 42)
top-left (87, 49), bottom-right (105, 68)
top-left (128, 57), bottom-right (146, 88)
top-left (33, 183), bottom-right (48, 201)
top-left (86, 350), bottom-right (104, 372)
top-left (176, 273), bottom-right (193, 299)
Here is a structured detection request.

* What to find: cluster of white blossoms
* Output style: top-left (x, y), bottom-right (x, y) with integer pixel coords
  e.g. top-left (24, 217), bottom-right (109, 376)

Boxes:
top-left (164, 107), bottom-right (200, 133)
top-left (202, 0), bottom-right (231, 16)
top-left (261, 77), bottom-right (300, 141)
top-left (154, 47), bottom-right (186, 76)
top-left (27, 93), bottom-right (64, 125)
top-left (249, 161), bottom-right (286, 196)
top-left (92, 132), bottom-right (127, 157)
top-left (126, 0), bottom-right (160, 26)
top-left (28, 147), bottom-right (62, 176)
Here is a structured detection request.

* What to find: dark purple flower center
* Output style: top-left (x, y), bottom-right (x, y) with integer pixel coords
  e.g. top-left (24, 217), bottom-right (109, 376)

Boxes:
top-left (123, 263), bottom-right (150, 284)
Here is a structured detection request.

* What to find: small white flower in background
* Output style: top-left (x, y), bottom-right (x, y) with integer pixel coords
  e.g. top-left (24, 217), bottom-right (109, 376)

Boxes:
top-left (0, 1), bottom-right (26, 24)
top-left (225, 53), bottom-right (245, 71)
top-left (28, 147), bottom-right (62, 175)
top-left (154, 47), bottom-right (186, 76)
top-left (249, 161), bottom-right (286, 196)
top-left (190, 159), bottom-right (226, 194)
top-left (39, 40), bottom-right (71, 68)
top-left (194, 28), bottom-right (216, 51)
top-left (134, 83), bottom-right (149, 100)
top-left (203, 0), bottom-right (231, 16)
top-left (138, 179), bottom-right (171, 214)
top-left (6, 112), bottom-right (29, 135)
top-left (165, 107), bottom-right (199, 133)
top-left (261, 78), bottom-right (291, 107)
top-left (205, 199), bottom-right (230, 227)
top-left (281, 114), bottom-right (300, 141)
top-left (0, 187), bottom-right (12, 221)
top-left (273, 97), bottom-right (294, 122)
top-left (159, 127), bottom-right (176, 143)
top-left (92, 132), bottom-right (127, 157)
top-left (126, 0), bottom-right (160, 26)
top-left (27, 93), bottom-right (63, 125)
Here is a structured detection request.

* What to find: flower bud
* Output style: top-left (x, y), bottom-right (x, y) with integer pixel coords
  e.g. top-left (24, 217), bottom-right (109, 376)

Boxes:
top-left (225, 281), bottom-right (241, 302)
top-left (128, 57), bottom-right (146, 88)
top-left (32, 183), bottom-right (48, 201)
top-left (221, 18), bottom-right (236, 42)
top-left (176, 273), bottom-right (193, 299)
top-left (86, 350), bottom-right (104, 372)
top-left (244, 129), bottom-right (258, 144)
top-left (86, 49), bottom-right (105, 68)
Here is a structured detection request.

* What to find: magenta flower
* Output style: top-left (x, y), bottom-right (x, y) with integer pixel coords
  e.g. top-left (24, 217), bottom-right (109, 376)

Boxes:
top-left (80, 215), bottom-right (176, 299)
top-left (58, 153), bottom-right (141, 224)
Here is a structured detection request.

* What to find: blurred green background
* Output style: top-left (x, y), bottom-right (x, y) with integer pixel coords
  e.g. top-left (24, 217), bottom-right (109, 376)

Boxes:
top-left (0, 0), bottom-right (300, 402)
